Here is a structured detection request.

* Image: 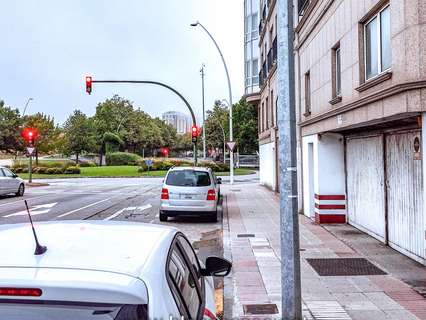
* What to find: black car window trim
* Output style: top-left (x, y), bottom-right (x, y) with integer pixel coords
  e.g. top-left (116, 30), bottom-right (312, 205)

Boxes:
top-left (166, 239), bottom-right (190, 319)
top-left (166, 233), bottom-right (205, 320)
top-left (175, 234), bottom-right (205, 320)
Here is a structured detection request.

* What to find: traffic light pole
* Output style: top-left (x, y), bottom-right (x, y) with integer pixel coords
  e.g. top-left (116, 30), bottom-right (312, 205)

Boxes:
top-left (89, 79), bottom-right (198, 164)
top-left (29, 153), bottom-right (33, 183)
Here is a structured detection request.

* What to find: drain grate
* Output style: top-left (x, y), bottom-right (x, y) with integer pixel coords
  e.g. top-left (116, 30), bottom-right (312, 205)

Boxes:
top-left (243, 304), bottom-right (278, 315)
top-left (307, 258), bottom-right (387, 276)
top-left (237, 233), bottom-right (256, 238)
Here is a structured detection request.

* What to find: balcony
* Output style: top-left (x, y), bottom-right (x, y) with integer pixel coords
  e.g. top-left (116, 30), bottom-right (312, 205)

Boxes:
top-left (298, 0), bottom-right (310, 15)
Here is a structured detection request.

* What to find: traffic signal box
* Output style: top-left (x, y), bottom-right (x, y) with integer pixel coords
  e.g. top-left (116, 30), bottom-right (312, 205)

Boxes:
top-left (86, 76), bottom-right (93, 94)
top-left (191, 125), bottom-right (198, 143)
top-left (21, 128), bottom-right (38, 146)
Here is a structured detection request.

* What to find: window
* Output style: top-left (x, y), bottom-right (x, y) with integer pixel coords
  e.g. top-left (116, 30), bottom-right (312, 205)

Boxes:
top-left (166, 170), bottom-right (211, 187)
top-left (2, 168), bottom-right (14, 177)
top-left (168, 245), bottom-right (201, 320)
top-left (304, 71), bottom-right (311, 115)
top-left (178, 236), bottom-right (202, 287)
top-left (265, 97), bottom-right (269, 129)
top-left (251, 13), bottom-right (259, 39)
top-left (270, 90), bottom-right (274, 127)
top-left (332, 44), bottom-right (341, 100)
top-left (261, 102), bottom-right (264, 132)
top-left (252, 59), bottom-right (259, 85)
top-left (364, 5), bottom-right (391, 80)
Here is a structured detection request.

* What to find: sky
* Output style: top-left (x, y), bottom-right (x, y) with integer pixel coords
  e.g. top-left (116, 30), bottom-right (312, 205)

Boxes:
top-left (0, 0), bottom-right (244, 125)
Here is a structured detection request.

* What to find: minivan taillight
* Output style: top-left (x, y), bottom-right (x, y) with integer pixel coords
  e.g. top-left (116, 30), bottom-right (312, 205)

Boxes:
top-left (207, 189), bottom-right (216, 201)
top-left (161, 188), bottom-right (169, 200)
top-left (0, 288), bottom-right (42, 297)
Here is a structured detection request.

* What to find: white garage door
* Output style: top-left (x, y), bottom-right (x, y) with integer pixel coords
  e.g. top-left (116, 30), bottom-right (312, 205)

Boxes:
top-left (346, 135), bottom-right (386, 242)
top-left (386, 131), bottom-right (425, 263)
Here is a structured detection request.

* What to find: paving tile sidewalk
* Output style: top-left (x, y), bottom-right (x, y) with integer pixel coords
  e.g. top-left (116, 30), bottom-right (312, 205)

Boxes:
top-left (223, 183), bottom-right (426, 320)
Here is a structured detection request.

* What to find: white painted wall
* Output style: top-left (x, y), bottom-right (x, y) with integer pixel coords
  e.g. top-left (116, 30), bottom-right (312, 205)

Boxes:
top-left (302, 135), bottom-right (319, 218)
top-left (317, 134), bottom-right (346, 194)
top-left (302, 133), bottom-right (346, 218)
top-left (259, 142), bottom-right (277, 191)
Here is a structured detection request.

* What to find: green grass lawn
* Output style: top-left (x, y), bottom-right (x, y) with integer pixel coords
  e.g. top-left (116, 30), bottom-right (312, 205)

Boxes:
top-left (18, 166), bottom-right (256, 180)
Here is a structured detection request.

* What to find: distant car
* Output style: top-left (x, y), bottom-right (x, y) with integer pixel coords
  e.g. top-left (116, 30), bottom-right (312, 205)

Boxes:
top-left (0, 166), bottom-right (25, 197)
top-left (160, 167), bottom-right (222, 222)
top-left (0, 221), bottom-right (231, 320)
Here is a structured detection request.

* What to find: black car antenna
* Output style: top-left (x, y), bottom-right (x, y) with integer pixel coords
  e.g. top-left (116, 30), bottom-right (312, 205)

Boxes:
top-left (24, 200), bottom-right (47, 255)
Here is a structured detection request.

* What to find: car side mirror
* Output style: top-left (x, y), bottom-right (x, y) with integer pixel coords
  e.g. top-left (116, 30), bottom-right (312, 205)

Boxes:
top-left (12, 173), bottom-right (18, 178)
top-left (201, 256), bottom-right (232, 277)
top-left (216, 178), bottom-right (222, 184)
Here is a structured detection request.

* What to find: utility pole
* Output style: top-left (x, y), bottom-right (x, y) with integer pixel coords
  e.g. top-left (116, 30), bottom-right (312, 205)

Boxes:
top-left (277, 1), bottom-right (302, 319)
top-left (200, 64), bottom-right (207, 159)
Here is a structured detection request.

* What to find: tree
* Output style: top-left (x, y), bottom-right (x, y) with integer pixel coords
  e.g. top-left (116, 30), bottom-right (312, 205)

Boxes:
top-left (0, 100), bottom-right (23, 155)
top-left (204, 100), bottom-right (229, 159)
top-left (63, 110), bottom-right (95, 164)
top-left (24, 113), bottom-right (59, 164)
top-left (232, 99), bottom-right (258, 154)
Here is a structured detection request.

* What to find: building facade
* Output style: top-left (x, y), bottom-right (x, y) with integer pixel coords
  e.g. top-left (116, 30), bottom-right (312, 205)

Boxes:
top-left (162, 111), bottom-right (191, 135)
top-left (257, 0), bottom-right (279, 191)
top-left (244, 0), bottom-right (260, 95)
top-left (295, 0), bottom-right (426, 265)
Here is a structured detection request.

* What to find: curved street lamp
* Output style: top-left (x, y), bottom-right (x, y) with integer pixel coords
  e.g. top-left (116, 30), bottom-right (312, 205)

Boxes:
top-left (22, 97), bottom-right (34, 117)
top-left (191, 21), bottom-right (235, 184)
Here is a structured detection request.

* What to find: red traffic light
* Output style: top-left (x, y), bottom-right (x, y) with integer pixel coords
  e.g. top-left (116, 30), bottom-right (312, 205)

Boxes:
top-left (86, 76), bottom-right (93, 95)
top-left (21, 127), bottom-right (38, 144)
top-left (191, 125), bottom-right (198, 138)
top-left (162, 148), bottom-right (169, 156)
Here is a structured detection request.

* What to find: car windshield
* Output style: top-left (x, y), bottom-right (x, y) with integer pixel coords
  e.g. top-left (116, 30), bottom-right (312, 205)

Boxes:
top-left (166, 170), bottom-right (211, 187)
top-left (0, 303), bottom-right (147, 320)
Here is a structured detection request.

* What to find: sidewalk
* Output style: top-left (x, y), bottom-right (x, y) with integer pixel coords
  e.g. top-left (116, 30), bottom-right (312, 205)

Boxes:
top-left (222, 183), bottom-right (426, 320)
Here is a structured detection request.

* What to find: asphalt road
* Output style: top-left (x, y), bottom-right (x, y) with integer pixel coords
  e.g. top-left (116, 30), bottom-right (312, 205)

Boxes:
top-left (0, 176), bottom-right (234, 242)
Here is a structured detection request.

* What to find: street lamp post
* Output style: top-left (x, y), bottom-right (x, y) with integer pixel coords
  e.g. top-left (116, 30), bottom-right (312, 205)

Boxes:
top-left (200, 64), bottom-right (207, 159)
top-left (22, 98), bottom-right (34, 117)
top-left (191, 22), bottom-right (234, 184)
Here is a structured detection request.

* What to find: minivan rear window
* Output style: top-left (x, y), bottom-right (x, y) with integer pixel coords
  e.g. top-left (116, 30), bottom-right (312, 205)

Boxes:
top-left (166, 170), bottom-right (211, 187)
top-left (0, 303), bottom-right (147, 319)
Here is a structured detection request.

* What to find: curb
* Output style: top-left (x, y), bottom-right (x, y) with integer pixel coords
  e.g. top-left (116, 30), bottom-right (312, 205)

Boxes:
top-left (25, 182), bottom-right (49, 187)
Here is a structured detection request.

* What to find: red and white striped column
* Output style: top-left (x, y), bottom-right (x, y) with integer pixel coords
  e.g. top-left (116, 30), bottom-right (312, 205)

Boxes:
top-left (314, 194), bottom-right (346, 224)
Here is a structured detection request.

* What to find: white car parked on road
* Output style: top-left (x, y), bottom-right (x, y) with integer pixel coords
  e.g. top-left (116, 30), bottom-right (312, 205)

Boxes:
top-left (160, 167), bottom-right (221, 222)
top-left (0, 166), bottom-right (25, 197)
top-left (0, 221), bottom-right (231, 320)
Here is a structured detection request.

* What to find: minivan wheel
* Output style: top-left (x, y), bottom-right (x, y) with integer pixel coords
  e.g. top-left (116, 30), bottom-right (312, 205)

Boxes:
top-left (16, 184), bottom-right (25, 197)
top-left (159, 211), bottom-right (168, 222)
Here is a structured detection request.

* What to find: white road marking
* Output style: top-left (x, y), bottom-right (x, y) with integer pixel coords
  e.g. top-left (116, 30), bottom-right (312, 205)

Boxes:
top-left (57, 198), bottom-right (110, 218)
top-left (4, 202), bottom-right (58, 218)
top-left (0, 195), bottom-right (51, 208)
top-left (103, 204), bottom-right (152, 221)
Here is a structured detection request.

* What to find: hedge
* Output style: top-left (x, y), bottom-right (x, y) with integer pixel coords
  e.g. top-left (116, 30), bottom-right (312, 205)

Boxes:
top-left (106, 152), bottom-right (142, 166)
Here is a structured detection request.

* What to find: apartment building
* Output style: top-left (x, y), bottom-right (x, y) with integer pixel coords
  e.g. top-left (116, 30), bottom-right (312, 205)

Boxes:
top-left (244, 0), bottom-right (260, 95)
top-left (295, 0), bottom-right (426, 265)
top-left (257, 0), bottom-right (279, 191)
top-left (162, 111), bottom-right (191, 135)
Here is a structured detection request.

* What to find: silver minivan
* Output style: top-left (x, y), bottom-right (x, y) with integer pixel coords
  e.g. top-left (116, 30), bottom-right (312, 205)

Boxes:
top-left (0, 166), bottom-right (25, 197)
top-left (159, 167), bottom-right (221, 222)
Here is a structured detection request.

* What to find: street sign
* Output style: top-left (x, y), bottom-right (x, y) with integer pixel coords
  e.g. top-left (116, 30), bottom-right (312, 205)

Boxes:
top-left (27, 147), bottom-right (35, 156)
top-left (145, 159), bottom-right (153, 167)
top-left (226, 141), bottom-right (236, 152)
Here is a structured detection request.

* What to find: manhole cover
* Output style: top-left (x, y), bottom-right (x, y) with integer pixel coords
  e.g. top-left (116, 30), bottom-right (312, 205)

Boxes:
top-left (237, 233), bottom-right (255, 238)
top-left (243, 304), bottom-right (278, 315)
top-left (307, 258), bottom-right (387, 276)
